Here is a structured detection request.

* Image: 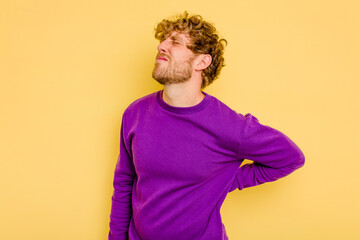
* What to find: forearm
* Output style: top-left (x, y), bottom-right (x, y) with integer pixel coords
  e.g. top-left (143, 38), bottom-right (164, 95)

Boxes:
top-left (230, 153), bottom-right (304, 191)
top-left (109, 174), bottom-right (134, 240)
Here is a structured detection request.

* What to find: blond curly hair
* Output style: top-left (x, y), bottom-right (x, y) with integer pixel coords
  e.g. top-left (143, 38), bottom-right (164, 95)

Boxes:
top-left (154, 11), bottom-right (227, 88)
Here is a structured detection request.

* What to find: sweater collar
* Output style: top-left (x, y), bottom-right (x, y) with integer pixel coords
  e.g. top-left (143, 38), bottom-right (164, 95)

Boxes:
top-left (156, 90), bottom-right (210, 114)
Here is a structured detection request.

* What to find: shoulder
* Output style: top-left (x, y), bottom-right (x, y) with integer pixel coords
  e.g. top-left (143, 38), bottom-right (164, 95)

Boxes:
top-left (206, 93), bottom-right (254, 122)
top-left (123, 91), bottom-right (159, 116)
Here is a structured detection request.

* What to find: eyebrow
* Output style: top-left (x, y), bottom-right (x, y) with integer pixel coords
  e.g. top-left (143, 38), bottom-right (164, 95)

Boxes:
top-left (170, 35), bottom-right (184, 43)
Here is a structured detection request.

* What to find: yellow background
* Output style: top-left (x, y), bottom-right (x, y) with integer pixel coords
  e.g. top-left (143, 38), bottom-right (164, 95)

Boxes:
top-left (1, 0), bottom-right (359, 239)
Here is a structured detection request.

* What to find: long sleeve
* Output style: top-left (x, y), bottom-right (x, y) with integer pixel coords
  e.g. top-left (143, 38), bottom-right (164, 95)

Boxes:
top-left (109, 114), bottom-right (136, 240)
top-left (230, 114), bottom-right (305, 191)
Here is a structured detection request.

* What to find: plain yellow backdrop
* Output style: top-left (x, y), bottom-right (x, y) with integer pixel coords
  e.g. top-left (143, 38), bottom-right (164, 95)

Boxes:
top-left (1, 0), bottom-right (359, 239)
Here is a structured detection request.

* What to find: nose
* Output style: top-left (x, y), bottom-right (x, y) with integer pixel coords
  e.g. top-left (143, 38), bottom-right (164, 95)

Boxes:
top-left (157, 39), bottom-right (169, 53)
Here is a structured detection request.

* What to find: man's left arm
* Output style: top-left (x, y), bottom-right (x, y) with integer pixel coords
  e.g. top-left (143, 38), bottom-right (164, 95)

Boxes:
top-left (230, 114), bottom-right (305, 191)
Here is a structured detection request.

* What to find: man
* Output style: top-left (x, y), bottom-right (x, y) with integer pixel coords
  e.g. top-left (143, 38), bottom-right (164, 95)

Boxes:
top-left (109, 12), bottom-right (305, 240)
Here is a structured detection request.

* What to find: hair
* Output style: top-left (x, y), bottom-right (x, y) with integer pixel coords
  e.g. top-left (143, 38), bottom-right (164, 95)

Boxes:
top-left (154, 11), bottom-right (227, 88)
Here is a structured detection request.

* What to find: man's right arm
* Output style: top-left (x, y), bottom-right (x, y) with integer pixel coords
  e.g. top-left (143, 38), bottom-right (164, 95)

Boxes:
top-left (109, 114), bottom-right (135, 240)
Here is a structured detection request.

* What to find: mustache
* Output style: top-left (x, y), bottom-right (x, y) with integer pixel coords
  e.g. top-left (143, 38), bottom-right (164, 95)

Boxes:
top-left (156, 53), bottom-right (171, 60)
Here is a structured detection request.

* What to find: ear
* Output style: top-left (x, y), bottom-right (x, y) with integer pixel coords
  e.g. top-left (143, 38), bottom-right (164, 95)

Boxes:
top-left (194, 54), bottom-right (212, 71)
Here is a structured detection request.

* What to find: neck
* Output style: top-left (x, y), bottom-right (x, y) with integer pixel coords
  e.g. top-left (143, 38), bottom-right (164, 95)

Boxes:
top-left (162, 81), bottom-right (204, 107)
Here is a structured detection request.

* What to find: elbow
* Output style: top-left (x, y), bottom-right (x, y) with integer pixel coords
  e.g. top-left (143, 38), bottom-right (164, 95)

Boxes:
top-left (293, 151), bottom-right (305, 170)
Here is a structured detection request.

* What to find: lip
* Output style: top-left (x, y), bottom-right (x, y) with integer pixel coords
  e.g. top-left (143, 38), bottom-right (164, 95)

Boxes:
top-left (156, 56), bottom-right (168, 61)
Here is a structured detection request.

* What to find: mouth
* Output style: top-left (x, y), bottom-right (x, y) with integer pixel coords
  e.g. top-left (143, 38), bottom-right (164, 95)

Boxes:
top-left (156, 55), bottom-right (169, 62)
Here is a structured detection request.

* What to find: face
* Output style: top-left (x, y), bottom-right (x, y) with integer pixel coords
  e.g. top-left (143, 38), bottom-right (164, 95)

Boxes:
top-left (152, 32), bottom-right (197, 85)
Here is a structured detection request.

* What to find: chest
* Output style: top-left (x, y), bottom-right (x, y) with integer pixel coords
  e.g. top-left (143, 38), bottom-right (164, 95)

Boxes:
top-left (128, 115), bottom-right (237, 182)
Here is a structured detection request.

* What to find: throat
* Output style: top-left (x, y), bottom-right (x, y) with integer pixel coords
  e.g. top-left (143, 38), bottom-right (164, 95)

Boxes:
top-left (162, 89), bottom-right (205, 107)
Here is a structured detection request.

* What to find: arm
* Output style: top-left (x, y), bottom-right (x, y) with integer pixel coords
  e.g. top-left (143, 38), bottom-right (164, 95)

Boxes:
top-left (109, 114), bottom-right (136, 240)
top-left (230, 114), bottom-right (305, 191)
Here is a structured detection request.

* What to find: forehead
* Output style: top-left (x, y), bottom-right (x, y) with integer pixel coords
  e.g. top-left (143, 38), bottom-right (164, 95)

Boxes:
top-left (166, 31), bottom-right (191, 43)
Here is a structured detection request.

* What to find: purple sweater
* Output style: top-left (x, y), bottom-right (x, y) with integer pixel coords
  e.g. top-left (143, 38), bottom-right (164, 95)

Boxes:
top-left (109, 91), bottom-right (305, 240)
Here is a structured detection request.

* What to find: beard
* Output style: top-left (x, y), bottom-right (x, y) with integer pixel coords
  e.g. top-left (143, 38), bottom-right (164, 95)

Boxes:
top-left (152, 57), bottom-right (194, 85)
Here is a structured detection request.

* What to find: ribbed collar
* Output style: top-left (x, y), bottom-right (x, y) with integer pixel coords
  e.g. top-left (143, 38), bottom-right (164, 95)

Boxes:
top-left (156, 90), bottom-right (210, 115)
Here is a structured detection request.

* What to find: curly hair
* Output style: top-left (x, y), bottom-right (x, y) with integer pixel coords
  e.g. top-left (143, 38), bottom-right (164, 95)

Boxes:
top-left (154, 11), bottom-right (227, 88)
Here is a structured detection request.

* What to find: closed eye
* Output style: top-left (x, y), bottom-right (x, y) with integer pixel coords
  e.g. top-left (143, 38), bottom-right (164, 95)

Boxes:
top-left (170, 36), bottom-right (183, 45)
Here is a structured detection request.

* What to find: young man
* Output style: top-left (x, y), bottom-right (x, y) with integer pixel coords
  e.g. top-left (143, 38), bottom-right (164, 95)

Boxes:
top-left (109, 12), bottom-right (305, 240)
